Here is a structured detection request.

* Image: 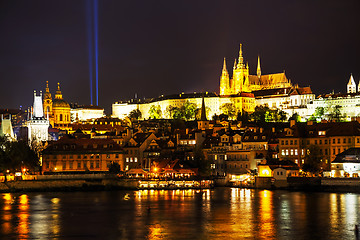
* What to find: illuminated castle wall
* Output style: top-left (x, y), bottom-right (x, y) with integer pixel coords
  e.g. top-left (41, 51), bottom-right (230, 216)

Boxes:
top-left (112, 92), bottom-right (255, 120)
top-left (220, 44), bottom-right (292, 95)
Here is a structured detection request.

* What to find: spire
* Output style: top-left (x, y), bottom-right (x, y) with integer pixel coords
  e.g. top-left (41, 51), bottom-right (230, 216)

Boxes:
top-left (347, 74), bottom-right (356, 93)
top-left (55, 82), bottom-right (63, 99)
top-left (257, 55), bottom-right (261, 78)
top-left (222, 58), bottom-right (227, 72)
top-left (200, 97), bottom-right (207, 121)
top-left (233, 58), bottom-right (237, 70)
top-left (237, 43), bottom-right (244, 68)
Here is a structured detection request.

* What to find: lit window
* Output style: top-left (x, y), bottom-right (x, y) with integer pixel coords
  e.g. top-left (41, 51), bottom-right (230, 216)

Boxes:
top-left (126, 158), bottom-right (129, 162)
top-left (295, 149), bottom-right (298, 155)
top-left (286, 149), bottom-right (289, 155)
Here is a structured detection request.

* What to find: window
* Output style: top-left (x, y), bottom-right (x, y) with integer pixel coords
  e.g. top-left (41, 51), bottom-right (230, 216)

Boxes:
top-left (134, 157), bottom-right (138, 162)
top-left (69, 162), bottom-right (73, 169)
top-left (126, 158), bottom-right (129, 162)
top-left (96, 155), bottom-right (100, 159)
top-left (295, 149), bottom-right (298, 155)
top-left (348, 138), bottom-right (351, 143)
top-left (290, 149), bottom-right (294, 155)
top-left (290, 140), bottom-right (293, 145)
top-left (325, 140), bottom-right (328, 144)
top-left (83, 155), bottom-right (87, 159)
top-left (343, 138), bottom-right (346, 144)
top-left (285, 140), bottom-right (288, 145)
top-left (62, 161), bottom-right (66, 170)
top-left (294, 140), bottom-right (297, 145)
top-left (106, 154), bottom-right (110, 159)
top-left (115, 154), bottom-right (119, 159)
top-left (77, 155), bottom-right (81, 159)
top-left (333, 139), bottom-right (335, 144)
top-left (90, 161), bottom-right (94, 169)
top-left (77, 162), bottom-right (81, 169)
top-left (319, 140), bottom-right (322, 144)
top-left (69, 155), bottom-right (73, 159)
top-left (315, 140), bottom-right (317, 145)
top-left (96, 161), bottom-right (100, 168)
top-left (338, 139), bottom-right (340, 144)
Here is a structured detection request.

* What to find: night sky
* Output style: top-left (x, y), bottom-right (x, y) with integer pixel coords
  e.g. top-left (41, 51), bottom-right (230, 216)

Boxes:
top-left (0, 0), bottom-right (359, 114)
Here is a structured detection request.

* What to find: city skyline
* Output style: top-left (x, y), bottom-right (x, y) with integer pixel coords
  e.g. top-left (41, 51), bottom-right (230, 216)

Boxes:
top-left (0, 0), bottom-right (359, 114)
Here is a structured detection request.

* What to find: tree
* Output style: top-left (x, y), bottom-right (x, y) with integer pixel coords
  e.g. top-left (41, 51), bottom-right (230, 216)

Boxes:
top-left (302, 145), bottom-right (322, 175)
top-left (250, 105), bottom-right (269, 124)
top-left (166, 101), bottom-right (197, 120)
top-left (237, 111), bottom-right (250, 123)
top-left (192, 147), bottom-right (211, 177)
top-left (149, 105), bottom-right (162, 119)
top-left (220, 103), bottom-right (237, 120)
top-left (289, 112), bottom-right (301, 122)
top-left (0, 137), bottom-right (39, 174)
top-left (129, 109), bottom-right (142, 120)
top-left (108, 161), bottom-right (121, 174)
top-left (328, 105), bottom-right (343, 122)
top-left (181, 100), bottom-right (197, 120)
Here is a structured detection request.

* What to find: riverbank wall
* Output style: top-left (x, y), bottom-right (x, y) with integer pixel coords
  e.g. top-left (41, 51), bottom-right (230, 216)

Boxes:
top-left (0, 174), bottom-right (213, 193)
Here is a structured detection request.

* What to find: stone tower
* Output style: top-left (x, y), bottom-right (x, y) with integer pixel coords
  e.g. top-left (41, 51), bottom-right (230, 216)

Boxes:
top-left (27, 90), bottom-right (49, 143)
top-left (347, 74), bottom-right (357, 93)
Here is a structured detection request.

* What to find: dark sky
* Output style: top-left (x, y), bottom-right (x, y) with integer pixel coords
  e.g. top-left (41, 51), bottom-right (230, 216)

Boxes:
top-left (0, 0), bottom-right (359, 114)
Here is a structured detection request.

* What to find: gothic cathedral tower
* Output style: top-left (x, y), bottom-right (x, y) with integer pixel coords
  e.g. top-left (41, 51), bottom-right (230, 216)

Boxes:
top-left (219, 58), bottom-right (230, 95)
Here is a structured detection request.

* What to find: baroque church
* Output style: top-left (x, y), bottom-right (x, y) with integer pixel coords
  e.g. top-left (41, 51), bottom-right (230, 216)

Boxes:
top-left (219, 44), bottom-right (292, 95)
top-left (43, 81), bottom-right (71, 130)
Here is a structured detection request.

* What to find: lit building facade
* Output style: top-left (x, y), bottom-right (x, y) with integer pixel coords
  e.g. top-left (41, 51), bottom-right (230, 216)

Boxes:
top-left (70, 105), bottom-right (105, 122)
top-left (42, 138), bottom-right (124, 173)
top-left (307, 74), bottom-right (360, 120)
top-left (278, 121), bottom-right (360, 170)
top-left (112, 92), bottom-right (255, 120)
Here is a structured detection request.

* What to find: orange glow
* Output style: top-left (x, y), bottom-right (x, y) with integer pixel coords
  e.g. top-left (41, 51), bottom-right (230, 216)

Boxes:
top-left (17, 194), bottom-right (29, 239)
top-left (258, 190), bottom-right (275, 238)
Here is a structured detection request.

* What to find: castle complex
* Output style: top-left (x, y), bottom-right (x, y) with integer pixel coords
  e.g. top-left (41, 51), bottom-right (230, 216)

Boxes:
top-left (220, 44), bottom-right (292, 95)
top-left (112, 44), bottom-right (311, 120)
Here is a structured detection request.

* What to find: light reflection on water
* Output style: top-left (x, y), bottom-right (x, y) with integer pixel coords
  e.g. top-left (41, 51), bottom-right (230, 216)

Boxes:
top-left (0, 189), bottom-right (359, 239)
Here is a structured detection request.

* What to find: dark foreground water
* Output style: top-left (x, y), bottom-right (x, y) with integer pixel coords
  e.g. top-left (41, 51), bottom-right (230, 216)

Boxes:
top-left (0, 188), bottom-right (360, 240)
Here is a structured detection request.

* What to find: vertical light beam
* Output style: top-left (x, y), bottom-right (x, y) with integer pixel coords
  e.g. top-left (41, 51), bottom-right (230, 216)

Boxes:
top-left (86, 0), bottom-right (94, 105)
top-left (93, 0), bottom-right (99, 106)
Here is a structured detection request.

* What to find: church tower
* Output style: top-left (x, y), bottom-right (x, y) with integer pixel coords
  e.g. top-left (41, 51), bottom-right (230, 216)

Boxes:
top-left (347, 74), bottom-right (356, 93)
top-left (257, 56), bottom-right (261, 78)
top-left (27, 90), bottom-right (49, 143)
top-left (232, 44), bottom-right (250, 93)
top-left (219, 58), bottom-right (230, 95)
top-left (197, 97), bottom-right (209, 130)
top-left (43, 81), bottom-right (54, 126)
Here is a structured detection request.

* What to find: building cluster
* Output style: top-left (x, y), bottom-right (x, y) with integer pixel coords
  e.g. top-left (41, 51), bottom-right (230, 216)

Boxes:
top-left (1, 43), bottom-right (360, 183)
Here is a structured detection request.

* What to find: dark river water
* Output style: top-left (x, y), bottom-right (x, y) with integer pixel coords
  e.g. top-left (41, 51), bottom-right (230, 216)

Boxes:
top-left (0, 188), bottom-right (359, 239)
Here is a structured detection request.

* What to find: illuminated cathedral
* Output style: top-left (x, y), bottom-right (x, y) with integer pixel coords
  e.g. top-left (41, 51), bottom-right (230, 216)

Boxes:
top-left (219, 44), bottom-right (292, 95)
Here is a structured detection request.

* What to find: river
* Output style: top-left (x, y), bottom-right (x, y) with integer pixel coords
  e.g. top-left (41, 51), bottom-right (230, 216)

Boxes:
top-left (0, 188), bottom-right (359, 239)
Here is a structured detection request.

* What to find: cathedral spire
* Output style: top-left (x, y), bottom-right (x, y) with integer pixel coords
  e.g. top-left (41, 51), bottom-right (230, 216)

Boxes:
top-left (222, 58), bottom-right (227, 72)
top-left (237, 43), bottom-right (244, 68)
top-left (233, 59), bottom-right (237, 70)
top-left (257, 55), bottom-right (261, 78)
